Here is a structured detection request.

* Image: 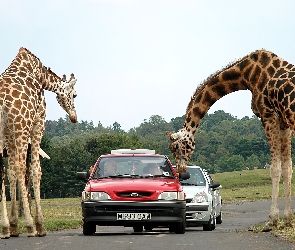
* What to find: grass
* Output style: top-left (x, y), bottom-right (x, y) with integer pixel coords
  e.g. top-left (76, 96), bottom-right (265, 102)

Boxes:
top-left (9, 198), bottom-right (82, 233)
top-left (2, 168), bottom-right (295, 242)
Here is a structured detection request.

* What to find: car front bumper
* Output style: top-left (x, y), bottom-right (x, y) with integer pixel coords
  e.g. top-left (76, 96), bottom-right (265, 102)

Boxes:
top-left (185, 202), bottom-right (212, 225)
top-left (81, 200), bottom-right (186, 227)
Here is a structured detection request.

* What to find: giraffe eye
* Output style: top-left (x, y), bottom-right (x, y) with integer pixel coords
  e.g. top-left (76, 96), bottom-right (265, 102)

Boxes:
top-left (73, 94), bottom-right (77, 98)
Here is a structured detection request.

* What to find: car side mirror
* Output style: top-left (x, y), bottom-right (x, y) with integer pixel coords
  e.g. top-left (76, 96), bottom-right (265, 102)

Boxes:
top-left (76, 172), bottom-right (90, 182)
top-left (209, 181), bottom-right (221, 189)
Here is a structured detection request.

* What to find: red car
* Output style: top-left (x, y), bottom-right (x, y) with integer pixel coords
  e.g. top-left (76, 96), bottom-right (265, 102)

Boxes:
top-left (76, 149), bottom-right (190, 235)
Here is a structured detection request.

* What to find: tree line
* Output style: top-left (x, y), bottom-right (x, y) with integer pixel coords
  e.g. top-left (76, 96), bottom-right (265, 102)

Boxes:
top-left (8, 110), bottom-right (295, 199)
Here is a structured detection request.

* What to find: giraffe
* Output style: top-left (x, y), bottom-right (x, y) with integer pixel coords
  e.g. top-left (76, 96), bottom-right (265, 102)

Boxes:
top-left (0, 47), bottom-right (77, 238)
top-left (167, 49), bottom-right (295, 230)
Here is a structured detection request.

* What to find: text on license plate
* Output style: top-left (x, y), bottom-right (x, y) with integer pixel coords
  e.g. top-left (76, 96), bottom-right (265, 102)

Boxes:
top-left (117, 213), bottom-right (151, 220)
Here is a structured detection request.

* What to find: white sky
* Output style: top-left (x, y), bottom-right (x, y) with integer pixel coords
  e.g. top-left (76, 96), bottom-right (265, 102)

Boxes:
top-left (1, 0), bottom-right (295, 131)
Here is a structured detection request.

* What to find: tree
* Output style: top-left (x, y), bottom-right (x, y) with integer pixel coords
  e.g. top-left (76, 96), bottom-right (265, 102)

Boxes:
top-left (245, 154), bottom-right (262, 169)
top-left (216, 155), bottom-right (245, 172)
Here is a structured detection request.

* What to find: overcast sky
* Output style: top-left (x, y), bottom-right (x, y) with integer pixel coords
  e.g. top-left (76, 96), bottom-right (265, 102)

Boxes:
top-left (1, 0), bottom-right (295, 131)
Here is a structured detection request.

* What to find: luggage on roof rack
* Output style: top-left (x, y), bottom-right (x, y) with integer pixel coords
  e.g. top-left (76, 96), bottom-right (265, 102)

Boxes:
top-left (111, 149), bottom-right (156, 154)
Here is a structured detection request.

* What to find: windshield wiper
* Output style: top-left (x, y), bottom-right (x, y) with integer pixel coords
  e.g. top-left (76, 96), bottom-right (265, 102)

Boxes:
top-left (112, 174), bottom-right (141, 178)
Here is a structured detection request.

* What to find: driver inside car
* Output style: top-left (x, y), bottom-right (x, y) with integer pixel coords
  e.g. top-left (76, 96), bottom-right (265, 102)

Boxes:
top-left (143, 163), bottom-right (162, 175)
top-left (103, 160), bottom-right (117, 176)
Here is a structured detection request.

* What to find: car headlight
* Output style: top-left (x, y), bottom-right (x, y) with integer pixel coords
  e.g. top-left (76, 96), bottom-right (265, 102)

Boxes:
top-left (82, 191), bottom-right (111, 201)
top-left (158, 191), bottom-right (185, 200)
top-left (192, 191), bottom-right (208, 203)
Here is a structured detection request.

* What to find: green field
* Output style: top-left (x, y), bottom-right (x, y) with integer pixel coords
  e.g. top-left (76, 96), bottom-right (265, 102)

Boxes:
top-left (213, 168), bottom-right (295, 201)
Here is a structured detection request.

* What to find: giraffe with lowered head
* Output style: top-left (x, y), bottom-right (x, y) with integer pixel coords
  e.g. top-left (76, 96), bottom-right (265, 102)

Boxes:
top-left (0, 47), bottom-right (77, 238)
top-left (167, 49), bottom-right (295, 230)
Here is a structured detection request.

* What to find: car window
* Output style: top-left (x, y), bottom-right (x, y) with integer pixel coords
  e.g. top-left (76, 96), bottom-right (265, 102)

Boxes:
top-left (92, 156), bottom-right (174, 178)
top-left (181, 168), bottom-right (206, 186)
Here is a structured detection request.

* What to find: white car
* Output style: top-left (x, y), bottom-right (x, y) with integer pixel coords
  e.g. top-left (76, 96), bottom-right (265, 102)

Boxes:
top-left (179, 166), bottom-right (222, 231)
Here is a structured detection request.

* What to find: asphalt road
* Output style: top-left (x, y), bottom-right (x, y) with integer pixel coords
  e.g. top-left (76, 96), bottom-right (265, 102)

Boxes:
top-left (1, 198), bottom-right (295, 250)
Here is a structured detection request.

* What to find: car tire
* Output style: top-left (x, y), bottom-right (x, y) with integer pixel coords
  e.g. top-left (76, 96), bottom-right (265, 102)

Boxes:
top-left (203, 214), bottom-right (216, 231)
top-left (169, 219), bottom-right (186, 234)
top-left (133, 225), bottom-right (143, 232)
top-left (83, 221), bottom-right (96, 235)
top-left (216, 211), bottom-right (222, 224)
top-left (168, 225), bottom-right (174, 233)
top-left (174, 220), bottom-right (186, 234)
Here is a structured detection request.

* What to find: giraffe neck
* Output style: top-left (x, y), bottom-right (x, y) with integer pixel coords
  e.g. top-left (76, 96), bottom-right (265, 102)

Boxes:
top-left (10, 47), bottom-right (64, 95)
top-left (183, 49), bottom-right (293, 135)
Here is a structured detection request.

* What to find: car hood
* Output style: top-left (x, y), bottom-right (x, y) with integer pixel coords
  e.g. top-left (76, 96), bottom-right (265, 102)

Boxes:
top-left (87, 178), bottom-right (182, 192)
top-left (182, 185), bottom-right (206, 199)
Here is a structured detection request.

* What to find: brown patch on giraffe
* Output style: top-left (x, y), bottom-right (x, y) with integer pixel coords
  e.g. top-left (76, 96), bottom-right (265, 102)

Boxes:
top-left (207, 76), bottom-right (219, 87)
top-left (260, 52), bottom-right (271, 67)
top-left (250, 65), bottom-right (261, 84)
top-left (250, 52), bottom-right (259, 61)
top-left (212, 84), bottom-right (228, 97)
top-left (203, 91), bottom-right (217, 106)
top-left (274, 68), bottom-right (286, 78)
top-left (192, 106), bottom-right (205, 119)
top-left (237, 59), bottom-right (250, 71)
top-left (282, 61), bottom-right (288, 67)
top-left (244, 65), bottom-right (253, 81)
top-left (257, 71), bottom-right (269, 92)
top-left (272, 59), bottom-right (281, 68)
top-left (286, 63), bottom-right (294, 70)
top-left (186, 116), bottom-right (191, 124)
top-left (222, 69), bottom-right (241, 81)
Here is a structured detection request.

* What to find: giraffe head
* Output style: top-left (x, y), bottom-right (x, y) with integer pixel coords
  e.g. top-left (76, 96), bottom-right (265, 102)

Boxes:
top-left (166, 129), bottom-right (195, 173)
top-left (56, 73), bottom-right (78, 123)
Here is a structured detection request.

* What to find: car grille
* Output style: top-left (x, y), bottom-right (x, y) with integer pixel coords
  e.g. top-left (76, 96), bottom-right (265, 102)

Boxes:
top-left (94, 205), bottom-right (175, 213)
top-left (116, 191), bottom-right (153, 198)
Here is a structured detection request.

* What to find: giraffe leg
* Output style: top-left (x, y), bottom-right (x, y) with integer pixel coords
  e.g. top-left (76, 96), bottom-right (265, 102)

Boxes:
top-left (262, 117), bottom-right (281, 230)
top-left (30, 127), bottom-right (46, 236)
top-left (15, 148), bottom-right (37, 237)
top-left (0, 154), bottom-right (10, 239)
top-left (30, 152), bottom-right (46, 237)
top-left (7, 166), bottom-right (19, 236)
top-left (280, 128), bottom-right (293, 228)
top-left (267, 158), bottom-right (281, 229)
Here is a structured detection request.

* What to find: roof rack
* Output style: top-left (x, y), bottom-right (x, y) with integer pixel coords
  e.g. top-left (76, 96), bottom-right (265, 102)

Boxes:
top-left (111, 149), bottom-right (156, 154)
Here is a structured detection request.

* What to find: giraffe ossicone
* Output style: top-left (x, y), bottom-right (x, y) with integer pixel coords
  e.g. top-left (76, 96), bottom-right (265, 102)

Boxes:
top-left (167, 49), bottom-right (294, 229)
top-left (0, 47), bottom-right (78, 238)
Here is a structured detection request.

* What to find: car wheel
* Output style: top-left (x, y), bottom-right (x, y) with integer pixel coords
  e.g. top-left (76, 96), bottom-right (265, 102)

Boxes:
top-left (133, 225), bottom-right (143, 232)
top-left (83, 221), bottom-right (96, 235)
top-left (174, 220), bottom-right (186, 234)
top-left (203, 214), bottom-right (215, 231)
top-left (216, 211), bottom-right (222, 224)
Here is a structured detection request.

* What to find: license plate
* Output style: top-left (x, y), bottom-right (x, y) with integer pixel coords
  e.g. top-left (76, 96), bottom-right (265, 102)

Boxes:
top-left (117, 213), bottom-right (151, 220)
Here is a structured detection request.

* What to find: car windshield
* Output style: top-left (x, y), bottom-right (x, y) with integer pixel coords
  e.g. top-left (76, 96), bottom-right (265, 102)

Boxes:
top-left (92, 156), bottom-right (175, 179)
top-left (181, 168), bottom-right (206, 186)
